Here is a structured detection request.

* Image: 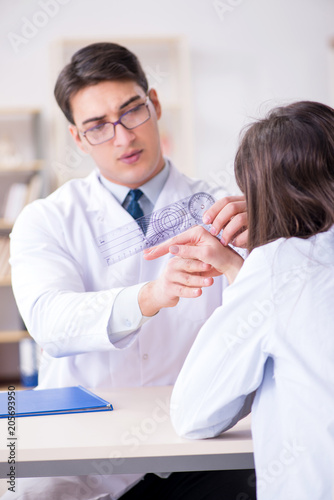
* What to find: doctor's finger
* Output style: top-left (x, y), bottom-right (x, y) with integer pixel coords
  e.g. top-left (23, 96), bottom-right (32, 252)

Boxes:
top-left (231, 228), bottom-right (249, 248)
top-left (170, 256), bottom-right (212, 274)
top-left (171, 257), bottom-right (222, 279)
top-left (171, 271), bottom-right (214, 290)
top-left (220, 212), bottom-right (248, 246)
top-left (203, 196), bottom-right (245, 226)
top-left (208, 200), bottom-right (247, 237)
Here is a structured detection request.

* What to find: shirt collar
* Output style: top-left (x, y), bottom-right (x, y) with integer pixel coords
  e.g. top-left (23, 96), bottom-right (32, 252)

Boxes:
top-left (98, 158), bottom-right (170, 206)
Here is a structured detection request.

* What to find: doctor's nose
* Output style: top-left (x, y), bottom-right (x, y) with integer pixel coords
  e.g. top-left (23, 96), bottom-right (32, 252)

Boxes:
top-left (113, 123), bottom-right (136, 147)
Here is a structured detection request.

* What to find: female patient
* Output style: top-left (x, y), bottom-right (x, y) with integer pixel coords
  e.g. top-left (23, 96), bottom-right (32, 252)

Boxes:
top-left (144, 101), bottom-right (334, 499)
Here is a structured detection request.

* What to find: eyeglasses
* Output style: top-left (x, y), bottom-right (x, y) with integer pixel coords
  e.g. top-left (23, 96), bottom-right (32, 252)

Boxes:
top-left (81, 96), bottom-right (151, 146)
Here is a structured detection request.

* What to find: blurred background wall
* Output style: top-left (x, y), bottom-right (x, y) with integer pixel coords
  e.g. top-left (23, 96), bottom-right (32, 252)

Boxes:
top-left (0, 0), bottom-right (333, 191)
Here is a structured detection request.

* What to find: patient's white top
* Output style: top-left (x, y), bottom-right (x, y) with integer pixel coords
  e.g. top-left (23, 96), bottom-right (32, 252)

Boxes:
top-left (171, 227), bottom-right (334, 500)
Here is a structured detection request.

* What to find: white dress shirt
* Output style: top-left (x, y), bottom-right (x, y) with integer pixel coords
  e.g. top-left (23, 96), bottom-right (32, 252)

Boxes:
top-left (171, 228), bottom-right (334, 500)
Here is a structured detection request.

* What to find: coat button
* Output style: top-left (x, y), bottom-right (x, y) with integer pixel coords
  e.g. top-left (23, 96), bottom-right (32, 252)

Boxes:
top-left (143, 354), bottom-right (148, 360)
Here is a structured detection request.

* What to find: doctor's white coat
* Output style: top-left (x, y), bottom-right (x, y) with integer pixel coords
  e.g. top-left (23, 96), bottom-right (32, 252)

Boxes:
top-left (8, 163), bottom-right (228, 499)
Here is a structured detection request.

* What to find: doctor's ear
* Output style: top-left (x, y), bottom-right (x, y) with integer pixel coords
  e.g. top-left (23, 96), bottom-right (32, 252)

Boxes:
top-left (148, 89), bottom-right (162, 120)
top-left (68, 124), bottom-right (89, 154)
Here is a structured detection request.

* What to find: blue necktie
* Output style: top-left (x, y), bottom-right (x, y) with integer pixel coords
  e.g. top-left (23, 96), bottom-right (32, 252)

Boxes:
top-left (126, 189), bottom-right (149, 233)
top-left (126, 189), bottom-right (144, 220)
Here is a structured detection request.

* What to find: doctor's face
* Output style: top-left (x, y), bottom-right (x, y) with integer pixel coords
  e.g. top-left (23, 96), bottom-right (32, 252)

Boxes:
top-left (69, 80), bottom-right (165, 188)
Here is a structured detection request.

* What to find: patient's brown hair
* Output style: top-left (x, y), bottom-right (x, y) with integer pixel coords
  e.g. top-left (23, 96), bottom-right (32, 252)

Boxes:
top-left (235, 101), bottom-right (334, 252)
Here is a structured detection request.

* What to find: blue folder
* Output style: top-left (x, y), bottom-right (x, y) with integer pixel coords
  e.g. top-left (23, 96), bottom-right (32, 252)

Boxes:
top-left (0, 385), bottom-right (113, 418)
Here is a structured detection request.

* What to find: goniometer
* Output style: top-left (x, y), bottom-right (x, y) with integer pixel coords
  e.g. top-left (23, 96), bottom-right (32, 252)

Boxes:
top-left (96, 192), bottom-right (216, 265)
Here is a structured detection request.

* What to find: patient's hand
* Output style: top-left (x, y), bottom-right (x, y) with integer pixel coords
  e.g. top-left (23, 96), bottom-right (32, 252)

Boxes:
top-left (143, 226), bottom-right (244, 285)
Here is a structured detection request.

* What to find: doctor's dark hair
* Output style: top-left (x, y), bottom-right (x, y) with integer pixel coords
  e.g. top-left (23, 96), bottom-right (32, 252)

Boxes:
top-left (54, 42), bottom-right (149, 124)
top-left (234, 101), bottom-right (334, 253)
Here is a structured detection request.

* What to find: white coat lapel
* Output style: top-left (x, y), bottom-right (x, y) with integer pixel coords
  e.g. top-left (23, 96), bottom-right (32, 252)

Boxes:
top-left (85, 171), bottom-right (143, 286)
top-left (87, 170), bottom-right (136, 233)
top-left (152, 162), bottom-right (194, 212)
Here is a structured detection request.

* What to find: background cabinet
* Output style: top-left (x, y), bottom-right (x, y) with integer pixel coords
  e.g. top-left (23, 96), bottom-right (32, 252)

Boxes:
top-left (0, 109), bottom-right (44, 387)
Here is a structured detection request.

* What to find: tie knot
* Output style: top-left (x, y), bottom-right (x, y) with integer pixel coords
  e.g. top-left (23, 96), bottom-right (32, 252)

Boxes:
top-left (128, 189), bottom-right (143, 202)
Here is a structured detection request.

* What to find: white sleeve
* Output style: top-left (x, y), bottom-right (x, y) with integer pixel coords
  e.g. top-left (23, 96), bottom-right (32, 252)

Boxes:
top-left (9, 205), bottom-right (144, 358)
top-left (107, 283), bottom-right (152, 343)
top-left (170, 249), bottom-right (272, 439)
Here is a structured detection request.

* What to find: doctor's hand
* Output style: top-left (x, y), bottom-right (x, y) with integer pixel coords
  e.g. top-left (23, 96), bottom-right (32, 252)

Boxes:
top-left (204, 195), bottom-right (248, 248)
top-left (138, 237), bottom-right (223, 317)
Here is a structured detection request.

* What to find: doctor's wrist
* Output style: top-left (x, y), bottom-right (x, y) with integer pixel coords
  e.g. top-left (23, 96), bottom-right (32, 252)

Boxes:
top-left (138, 281), bottom-right (161, 317)
top-left (138, 280), bottom-right (179, 317)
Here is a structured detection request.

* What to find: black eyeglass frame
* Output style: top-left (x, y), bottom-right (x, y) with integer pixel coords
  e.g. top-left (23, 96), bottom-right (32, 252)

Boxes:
top-left (81, 96), bottom-right (151, 146)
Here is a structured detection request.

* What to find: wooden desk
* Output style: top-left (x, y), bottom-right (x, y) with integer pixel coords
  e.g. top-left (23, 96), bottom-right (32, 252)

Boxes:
top-left (0, 386), bottom-right (254, 478)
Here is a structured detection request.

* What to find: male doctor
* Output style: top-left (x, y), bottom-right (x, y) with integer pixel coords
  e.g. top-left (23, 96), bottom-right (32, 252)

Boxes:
top-left (5, 43), bottom-right (254, 500)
